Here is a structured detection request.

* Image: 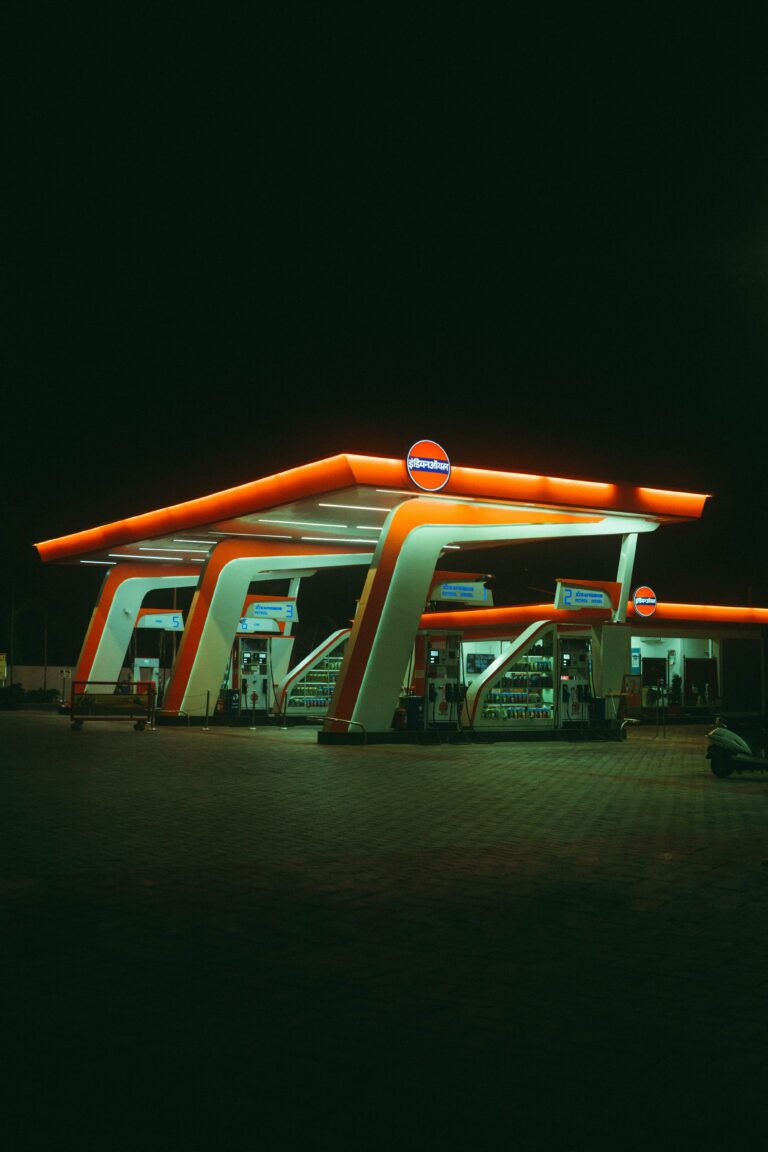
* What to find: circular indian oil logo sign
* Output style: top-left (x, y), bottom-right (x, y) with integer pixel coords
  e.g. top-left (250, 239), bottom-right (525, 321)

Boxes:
top-left (633, 586), bottom-right (657, 617)
top-left (406, 439), bottom-right (451, 492)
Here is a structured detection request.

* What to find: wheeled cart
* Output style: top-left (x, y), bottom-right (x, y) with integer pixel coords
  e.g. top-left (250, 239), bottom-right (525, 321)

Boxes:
top-left (69, 681), bottom-right (155, 731)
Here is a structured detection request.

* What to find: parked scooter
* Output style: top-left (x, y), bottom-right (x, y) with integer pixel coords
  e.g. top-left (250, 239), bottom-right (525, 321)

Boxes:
top-left (706, 719), bottom-right (768, 778)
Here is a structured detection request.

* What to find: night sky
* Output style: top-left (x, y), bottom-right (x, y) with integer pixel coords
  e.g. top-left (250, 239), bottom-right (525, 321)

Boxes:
top-left (5, 6), bottom-right (768, 665)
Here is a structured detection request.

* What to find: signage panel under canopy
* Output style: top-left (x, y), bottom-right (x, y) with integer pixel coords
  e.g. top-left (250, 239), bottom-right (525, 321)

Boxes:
top-left (246, 600), bottom-right (298, 622)
top-left (432, 581), bottom-right (492, 606)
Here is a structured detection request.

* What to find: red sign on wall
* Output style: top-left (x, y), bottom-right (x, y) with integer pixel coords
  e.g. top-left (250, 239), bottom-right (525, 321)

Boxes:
top-left (633, 586), bottom-right (657, 617)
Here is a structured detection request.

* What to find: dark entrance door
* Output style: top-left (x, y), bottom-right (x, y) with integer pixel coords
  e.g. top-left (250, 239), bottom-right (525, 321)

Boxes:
top-left (721, 638), bottom-right (761, 712)
top-left (642, 657), bottom-right (667, 708)
top-left (684, 657), bottom-right (718, 709)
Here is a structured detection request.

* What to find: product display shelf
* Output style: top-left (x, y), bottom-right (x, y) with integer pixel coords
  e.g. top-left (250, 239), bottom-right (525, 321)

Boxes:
top-left (479, 653), bottom-right (555, 724)
top-left (279, 629), bottom-right (350, 718)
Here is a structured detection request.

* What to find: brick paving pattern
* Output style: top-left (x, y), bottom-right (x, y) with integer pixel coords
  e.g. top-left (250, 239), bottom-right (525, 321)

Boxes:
top-left (2, 713), bottom-right (768, 1149)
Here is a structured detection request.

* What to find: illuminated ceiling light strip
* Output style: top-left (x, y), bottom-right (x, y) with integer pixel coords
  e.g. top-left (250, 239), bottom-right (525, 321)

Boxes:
top-left (138, 546), bottom-right (210, 553)
top-left (173, 538), bottom-right (214, 545)
top-left (318, 503), bottom-right (391, 513)
top-left (300, 536), bottom-right (379, 544)
top-left (209, 531), bottom-right (294, 539)
top-left (258, 518), bottom-right (348, 528)
top-left (443, 545), bottom-right (460, 550)
top-left (108, 553), bottom-right (205, 562)
top-left (375, 488), bottom-right (477, 503)
top-left (355, 525), bottom-right (382, 531)
top-left (80, 559), bottom-right (116, 565)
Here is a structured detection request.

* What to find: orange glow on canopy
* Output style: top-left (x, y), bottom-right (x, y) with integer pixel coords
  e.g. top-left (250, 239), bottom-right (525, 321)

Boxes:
top-left (35, 453), bottom-right (711, 564)
top-left (420, 599), bottom-right (768, 635)
top-left (628, 601), bottom-right (768, 625)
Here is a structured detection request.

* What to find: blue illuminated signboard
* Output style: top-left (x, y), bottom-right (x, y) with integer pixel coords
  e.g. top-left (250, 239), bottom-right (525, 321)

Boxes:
top-left (554, 582), bottom-right (611, 610)
top-left (246, 600), bottom-right (298, 622)
top-left (433, 581), bottom-right (492, 605)
top-left (136, 613), bottom-right (184, 631)
top-left (238, 618), bottom-right (281, 634)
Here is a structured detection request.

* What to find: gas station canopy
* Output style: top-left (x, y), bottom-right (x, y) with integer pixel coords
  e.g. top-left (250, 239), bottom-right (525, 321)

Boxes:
top-left (35, 453), bottom-right (709, 567)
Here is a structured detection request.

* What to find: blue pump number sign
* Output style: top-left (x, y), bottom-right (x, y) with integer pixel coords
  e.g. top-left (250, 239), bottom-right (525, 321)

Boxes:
top-left (247, 600), bottom-right (298, 622)
top-left (135, 613), bottom-right (184, 631)
top-left (554, 583), bottom-right (611, 610)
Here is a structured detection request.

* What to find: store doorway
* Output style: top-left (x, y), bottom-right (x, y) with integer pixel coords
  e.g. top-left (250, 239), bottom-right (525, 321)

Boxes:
top-left (641, 656), bottom-right (667, 709)
top-left (684, 657), bottom-right (718, 709)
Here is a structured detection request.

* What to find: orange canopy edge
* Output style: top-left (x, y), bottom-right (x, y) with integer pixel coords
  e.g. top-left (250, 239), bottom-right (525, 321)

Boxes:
top-left (34, 452), bottom-right (711, 564)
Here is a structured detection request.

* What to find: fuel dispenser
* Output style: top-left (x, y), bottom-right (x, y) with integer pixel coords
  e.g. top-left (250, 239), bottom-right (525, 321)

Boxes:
top-left (237, 634), bottom-right (295, 719)
top-left (424, 632), bottom-right (465, 730)
top-left (132, 657), bottom-right (160, 696)
top-left (558, 636), bottom-right (592, 726)
top-left (234, 595), bottom-right (298, 720)
top-left (240, 638), bottom-right (272, 713)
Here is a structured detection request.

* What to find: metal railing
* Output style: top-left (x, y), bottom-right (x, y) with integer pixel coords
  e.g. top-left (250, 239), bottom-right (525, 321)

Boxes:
top-left (322, 716), bottom-right (368, 743)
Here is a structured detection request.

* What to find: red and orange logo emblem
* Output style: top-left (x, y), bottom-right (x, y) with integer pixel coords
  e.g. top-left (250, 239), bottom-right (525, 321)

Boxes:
top-left (406, 440), bottom-right (451, 492)
top-left (633, 586), bottom-right (657, 617)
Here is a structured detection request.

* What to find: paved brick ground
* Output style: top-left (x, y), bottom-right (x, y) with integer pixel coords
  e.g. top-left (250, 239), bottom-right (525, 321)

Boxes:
top-left (2, 712), bottom-right (768, 1149)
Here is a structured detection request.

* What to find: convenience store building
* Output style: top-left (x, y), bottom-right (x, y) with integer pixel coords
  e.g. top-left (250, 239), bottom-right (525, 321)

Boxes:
top-left (34, 447), bottom-right (768, 740)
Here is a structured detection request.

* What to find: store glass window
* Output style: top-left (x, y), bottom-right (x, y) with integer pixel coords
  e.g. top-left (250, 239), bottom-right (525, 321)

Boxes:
top-left (479, 632), bottom-right (555, 726)
top-left (285, 637), bottom-right (348, 715)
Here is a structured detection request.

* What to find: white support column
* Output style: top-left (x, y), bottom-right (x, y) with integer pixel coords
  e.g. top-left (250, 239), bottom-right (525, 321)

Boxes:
top-left (613, 533), bottom-right (639, 623)
top-left (178, 557), bottom-right (370, 715)
top-left (591, 624), bottom-right (631, 697)
top-left (88, 575), bottom-right (199, 686)
top-left (350, 517), bottom-right (657, 734)
top-left (269, 638), bottom-right (294, 704)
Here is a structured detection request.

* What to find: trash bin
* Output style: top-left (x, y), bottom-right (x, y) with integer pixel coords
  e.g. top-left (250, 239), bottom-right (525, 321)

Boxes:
top-left (404, 695), bottom-right (424, 731)
top-left (588, 697), bottom-right (606, 724)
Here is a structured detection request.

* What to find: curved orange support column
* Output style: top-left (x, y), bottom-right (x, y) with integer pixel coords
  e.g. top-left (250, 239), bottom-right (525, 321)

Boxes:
top-left (326, 500), bottom-right (604, 734)
top-left (162, 539), bottom-right (372, 715)
top-left (74, 563), bottom-right (197, 690)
